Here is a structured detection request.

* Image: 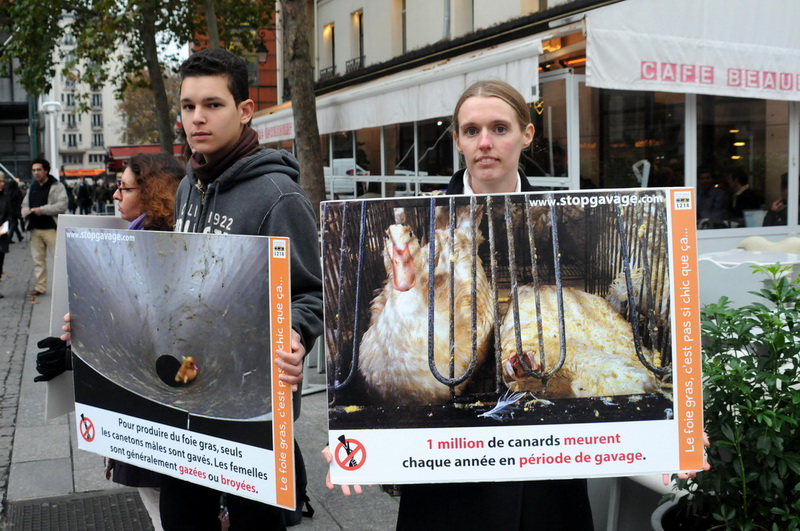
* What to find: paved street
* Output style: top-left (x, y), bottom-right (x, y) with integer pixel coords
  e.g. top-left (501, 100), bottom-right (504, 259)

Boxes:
top-left (0, 238), bottom-right (36, 521)
top-left (0, 234), bottom-right (400, 530)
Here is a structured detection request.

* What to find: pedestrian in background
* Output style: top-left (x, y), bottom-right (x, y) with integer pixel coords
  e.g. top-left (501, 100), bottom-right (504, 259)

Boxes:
top-left (21, 158), bottom-right (67, 297)
top-left (64, 177), bottom-right (77, 214)
top-left (76, 176), bottom-right (93, 215)
top-left (4, 173), bottom-right (25, 242)
top-left (0, 175), bottom-right (11, 298)
top-left (94, 178), bottom-right (111, 214)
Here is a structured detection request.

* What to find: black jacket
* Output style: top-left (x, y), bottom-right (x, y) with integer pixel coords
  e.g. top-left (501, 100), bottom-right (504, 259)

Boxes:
top-left (446, 169), bottom-right (540, 194)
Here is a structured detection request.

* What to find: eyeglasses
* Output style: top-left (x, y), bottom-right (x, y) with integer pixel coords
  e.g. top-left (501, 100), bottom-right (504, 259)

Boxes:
top-left (116, 180), bottom-right (139, 193)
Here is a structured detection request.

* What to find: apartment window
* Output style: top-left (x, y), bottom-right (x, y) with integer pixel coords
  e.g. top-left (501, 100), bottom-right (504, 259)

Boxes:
top-left (91, 94), bottom-right (102, 108)
top-left (402, 0), bottom-right (407, 53)
top-left (347, 11), bottom-right (365, 74)
top-left (63, 154), bottom-right (81, 164)
top-left (92, 134), bottom-right (104, 147)
top-left (91, 114), bottom-right (103, 128)
top-left (321, 23), bottom-right (336, 81)
top-left (64, 93), bottom-right (75, 108)
top-left (66, 114), bottom-right (77, 129)
top-left (89, 154), bottom-right (104, 163)
top-left (67, 134), bottom-right (78, 147)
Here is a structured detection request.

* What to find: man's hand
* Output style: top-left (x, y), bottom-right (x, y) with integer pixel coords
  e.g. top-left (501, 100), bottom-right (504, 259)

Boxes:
top-left (322, 446), bottom-right (364, 496)
top-left (34, 337), bottom-right (71, 382)
top-left (663, 432), bottom-right (711, 485)
top-left (275, 330), bottom-right (305, 392)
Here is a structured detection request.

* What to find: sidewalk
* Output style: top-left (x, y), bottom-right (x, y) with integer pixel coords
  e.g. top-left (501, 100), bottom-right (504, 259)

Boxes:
top-left (0, 235), bottom-right (400, 530)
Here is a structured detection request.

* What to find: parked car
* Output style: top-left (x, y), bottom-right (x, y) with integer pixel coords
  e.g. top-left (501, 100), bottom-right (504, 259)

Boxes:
top-left (324, 158), bottom-right (369, 198)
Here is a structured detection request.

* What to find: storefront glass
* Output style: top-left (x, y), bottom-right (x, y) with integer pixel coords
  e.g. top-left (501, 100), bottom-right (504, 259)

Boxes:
top-left (527, 76), bottom-right (568, 181)
top-left (697, 96), bottom-right (789, 229)
top-left (331, 130), bottom-right (355, 162)
top-left (354, 127), bottom-right (382, 176)
top-left (383, 122), bottom-right (414, 176)
top-left (579, 85), bottom-right (685, 191)
top-left (415, 117), bottom-right (454, 177)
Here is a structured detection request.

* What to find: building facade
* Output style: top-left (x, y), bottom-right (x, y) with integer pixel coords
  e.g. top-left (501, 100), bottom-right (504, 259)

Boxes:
top-left (0, 28), bottom-right (32, 182)
top-left (39, 17), bottom-right (125, 183)
top-left (254, 0), bottom-right (800, 255)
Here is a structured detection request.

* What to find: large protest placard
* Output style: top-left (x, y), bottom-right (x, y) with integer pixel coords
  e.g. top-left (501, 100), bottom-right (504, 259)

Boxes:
top-left (323, 187), bottom-right (703, 485)
top-left (65, 228), bottom-right (296, 509)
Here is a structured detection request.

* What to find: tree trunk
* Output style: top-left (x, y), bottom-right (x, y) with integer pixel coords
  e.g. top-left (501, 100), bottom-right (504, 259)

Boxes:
top-left (138, 10), bottom-right (173, 153)
top-left (282, 0), bottom-right (325, 220)
top-left (203, 0), bottom-right (220, 49)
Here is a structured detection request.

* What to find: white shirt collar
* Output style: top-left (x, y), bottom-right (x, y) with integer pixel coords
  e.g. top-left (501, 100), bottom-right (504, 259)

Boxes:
top-left (463, 169), bottom-right (522, 195)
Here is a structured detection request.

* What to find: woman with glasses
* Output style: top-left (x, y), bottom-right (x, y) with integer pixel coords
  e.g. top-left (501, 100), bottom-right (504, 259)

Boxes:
top-left (113, 153), bottom-right (184, 230)
top-left (35, 152), bottom-right (185, 530)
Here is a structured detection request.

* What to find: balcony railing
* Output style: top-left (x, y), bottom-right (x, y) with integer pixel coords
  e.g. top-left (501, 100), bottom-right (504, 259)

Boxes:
top-left (319, 66), bottom-right (336, 82)
top-left (346, 56), bottom-right (365, 74)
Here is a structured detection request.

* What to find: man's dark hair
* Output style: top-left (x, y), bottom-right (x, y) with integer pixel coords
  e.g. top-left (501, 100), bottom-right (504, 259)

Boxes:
top-left (731, 167), bottom-right (749, 186)
top-left (180, 48), bottom-right (250, 105)
top-left (32, 157), bottom-right (51, 173)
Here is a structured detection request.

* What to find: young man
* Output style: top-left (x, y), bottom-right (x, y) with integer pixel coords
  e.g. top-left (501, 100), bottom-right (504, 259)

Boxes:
top-left (161, 48), bottom-right (323, 531)
top-left (21, 158), bottom-right (68, 296)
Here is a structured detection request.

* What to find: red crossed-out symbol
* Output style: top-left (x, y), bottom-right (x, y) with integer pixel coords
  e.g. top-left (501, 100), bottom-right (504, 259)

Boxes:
top-left (79, 414), bottom-right (95, 442)
top-left (334, 434), bottom-right (366, 471)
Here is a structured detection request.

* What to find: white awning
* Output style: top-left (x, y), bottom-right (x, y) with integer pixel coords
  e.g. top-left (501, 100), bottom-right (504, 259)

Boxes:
top-left (252, 35), bottom-right (542, 139)
top-left (586, 0), bottom-right (800, 101)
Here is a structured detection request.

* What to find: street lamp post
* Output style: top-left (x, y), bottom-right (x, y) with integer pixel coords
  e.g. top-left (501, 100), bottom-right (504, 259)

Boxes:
top-left (41, 100), bottom-right (61, 170)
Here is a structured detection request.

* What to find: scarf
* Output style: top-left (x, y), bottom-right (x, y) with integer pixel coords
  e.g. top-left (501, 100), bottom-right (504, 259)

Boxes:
top-left (190, 126), bottom-right (262, 187)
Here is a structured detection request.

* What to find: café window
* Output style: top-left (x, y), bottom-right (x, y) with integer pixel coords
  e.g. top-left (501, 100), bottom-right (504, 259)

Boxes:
top-left (527, 75), bottom-right (568, 182)
top-left (415, 118), bottom-right (453, 177)
top-left (578, 86), bottom-right (685, 190)
top-left (696, 95), bottom-right (789, 229)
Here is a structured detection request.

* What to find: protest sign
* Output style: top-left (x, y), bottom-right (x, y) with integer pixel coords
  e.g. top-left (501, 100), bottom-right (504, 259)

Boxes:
top-left (66, 228), bottom-right (295, 509)
top-left (323, 188), bottom-right (703, 485)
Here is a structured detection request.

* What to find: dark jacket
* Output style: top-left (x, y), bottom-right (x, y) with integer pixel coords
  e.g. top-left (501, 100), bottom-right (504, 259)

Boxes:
top-left (0, 187), bottom-right (10, 254)
top-left (5, 178), bottom-right (23, 219)
top-left (446, 168), bottom-right (540, 194)
top-left (23, 175), bottom-right (68, 230)
top-left (174, 148), bottom-right (323, 360)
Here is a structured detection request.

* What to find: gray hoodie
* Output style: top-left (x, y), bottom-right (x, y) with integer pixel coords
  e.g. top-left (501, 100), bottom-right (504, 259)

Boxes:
top-left (174, 148), bottom-right (323, 352)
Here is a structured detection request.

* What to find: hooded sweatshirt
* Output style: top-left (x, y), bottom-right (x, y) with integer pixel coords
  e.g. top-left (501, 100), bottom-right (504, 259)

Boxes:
top-left (174, 148), bottom-right (323, 354)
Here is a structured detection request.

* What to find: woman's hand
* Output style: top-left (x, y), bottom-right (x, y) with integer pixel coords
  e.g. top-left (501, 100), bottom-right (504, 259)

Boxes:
top-left (60, 312), bottom-right (71, 342)
top-left (322, 446), bottom-right (364, 496)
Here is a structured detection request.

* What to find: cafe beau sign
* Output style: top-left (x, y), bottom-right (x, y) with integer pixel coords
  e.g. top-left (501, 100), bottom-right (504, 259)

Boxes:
top-left (585, 0), bottom-right (800, 102)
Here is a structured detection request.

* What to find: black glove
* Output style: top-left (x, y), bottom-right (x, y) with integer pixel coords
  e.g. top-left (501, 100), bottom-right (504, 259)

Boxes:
top-left (34, 337), bottom-right (72, 382)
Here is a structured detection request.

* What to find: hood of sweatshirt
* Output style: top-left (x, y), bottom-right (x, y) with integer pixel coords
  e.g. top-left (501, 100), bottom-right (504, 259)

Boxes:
top-left (175, 148), bottom-right (304, 235)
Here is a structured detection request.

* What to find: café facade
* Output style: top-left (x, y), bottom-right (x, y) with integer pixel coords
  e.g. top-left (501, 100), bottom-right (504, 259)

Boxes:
top-left (252, 0), bottom-right (800, 254)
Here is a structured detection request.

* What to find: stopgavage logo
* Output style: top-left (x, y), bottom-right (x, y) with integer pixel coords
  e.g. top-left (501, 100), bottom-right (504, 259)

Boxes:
top-left (673, 191), bottom-right (692, 210)
top-left (272, 239), bottom-right (287, 259)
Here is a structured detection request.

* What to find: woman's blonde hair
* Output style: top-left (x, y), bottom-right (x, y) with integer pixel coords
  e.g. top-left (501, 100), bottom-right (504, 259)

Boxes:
top-left (451, 80), bottom-right (531, 135)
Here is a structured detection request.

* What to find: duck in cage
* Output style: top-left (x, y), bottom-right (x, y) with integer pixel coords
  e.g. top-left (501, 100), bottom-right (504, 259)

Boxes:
top-left (322, 191), bottom-right (675, 429)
